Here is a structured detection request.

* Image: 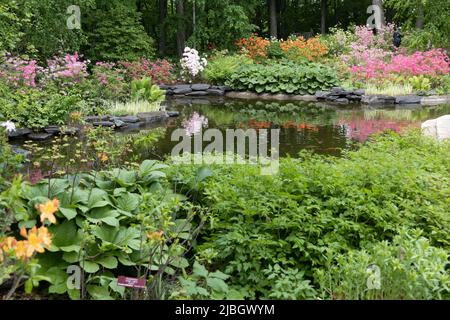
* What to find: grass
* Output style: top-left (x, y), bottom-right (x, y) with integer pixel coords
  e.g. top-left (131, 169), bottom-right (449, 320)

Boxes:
top-left (365, 83), bottom-right (414, 96)
top-left (107, 100), bottom-right (161, 116)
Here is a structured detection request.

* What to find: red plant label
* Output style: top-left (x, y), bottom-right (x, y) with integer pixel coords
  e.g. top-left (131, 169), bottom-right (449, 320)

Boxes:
top-left (117, 276), bottom-right (146, 289)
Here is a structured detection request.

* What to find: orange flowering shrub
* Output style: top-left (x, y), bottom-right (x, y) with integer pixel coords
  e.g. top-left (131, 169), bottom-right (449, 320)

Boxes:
top-left (236, 34), bottom-right (270, 61)
top-left (0, 198), bottom-right (57, 262)
top-left (280, 36), bottom-right (328, 62)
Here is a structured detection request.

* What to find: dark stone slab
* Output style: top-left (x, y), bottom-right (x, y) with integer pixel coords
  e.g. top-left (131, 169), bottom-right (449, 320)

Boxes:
top-left (113, 116), bottom-right (140, 123)
top-left (395, 95), bottom-right (422, 105)
top-left (166, 89), bottom-right (174, 96)
top-left (137, 111), bottom-right (168, 123)
top-left (212, 85), bottom-right (232, 92)
top-left (44, 126), bottom-right (61, 134)
top-left (315, 91), bottom-right (330, 99)
top-left (173, 87), bottom-right (193, 95)
top-left (207, 88), bottom-right (225, 96)
top-left (8, 128), bottom-right (32, 139)
top-left (28, 133), bottom-right (54, 141)
top-left (92, 121), bottom-right (115, 127)
top-left (113, 119), bottom-right (126, 128)
top-left (191, 84), bottom-right (211, 91)
top-left (335, 98), bottom-right (350, 104)
top-left (167, 111), bottom-right (180, 117)
top-left (85, 115), bottom-right (110, 123)
top-left (159, 84), bottom-right (173, 90)
top-left (347, 94), bottom-right (363, 101)
top-left (353, 89), bottom-right (365, 96)
top-left (361, 95), bottom-right (396, 105)
top-left (185, 91), bottom-right (209, 96)
top-left (11, 146), bottom-right (31, 158)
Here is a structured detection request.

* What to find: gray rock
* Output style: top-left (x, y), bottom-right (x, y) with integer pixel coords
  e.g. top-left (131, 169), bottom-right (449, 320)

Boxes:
top-left (315, 91), bottom-right (330, 99)
top-left (159, 84), bottom-right (173, 90)
top-left (166, 89), bottom-right (174, 96)
top-left (291, 95), bottom-right (317, 101)
top-left (191, 84), bottom-right (211, 91)
top-left (335, 98), bottom-right (350, 104)
top-left (347, 94), bottom-right (363, 101)
top-left (353, 89), bottom-right (365, 96)
top-left (325, 95), bottom-right (341, 101)
top-left (173, 87), bottom-right (193, 95)
top-left (361, 95), bottom-right (396, 105)
top-left (207, 88), bottom-right (225, 96)
top-left (44, 126), bottom-right (61, 134)
top-left (113, 115), bottom-right (140, 123)
top-left (421, 95), bottom-right (450, 106)
top-left (167, 111), bottom-right (180, 117)
top-left (185, 91), bottom-right (209, 96)
top-left (113, 119), bottom-right (126, 128)
top-left (137, 111), bottom-right (168, 123)
top-left (92, 121), bottom-right (116, 127)
top-left (11, 146), bottom-right (31, 158)
top-left (225, 91), bottom-right (260, 100)
top-left (8, 128), bottom-right (32, 139)
top-left (212, 85), bottom-right (232, 92)
top-left (395, 95), bottom-right (422, 105)
top-left (85, 115), bottom-right (110, 122)
top-left (28, 133), bottom-right (54, 141)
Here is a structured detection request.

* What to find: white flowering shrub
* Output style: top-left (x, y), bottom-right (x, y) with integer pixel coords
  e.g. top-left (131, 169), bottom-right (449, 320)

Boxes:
top-left (180, 47), bottom-right (207, 82)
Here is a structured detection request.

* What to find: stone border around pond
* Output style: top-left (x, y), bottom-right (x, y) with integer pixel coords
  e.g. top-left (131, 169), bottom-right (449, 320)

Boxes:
top-left (161, 84), bottom-right (232, 97)
top-left (223, 88), bottom-right (450, 106)
top-left (7, 111), bottom-right (180, 141)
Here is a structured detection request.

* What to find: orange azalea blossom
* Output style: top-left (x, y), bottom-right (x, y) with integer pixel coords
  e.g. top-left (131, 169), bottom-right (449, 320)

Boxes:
top-left (147, 230), bottom-right (164, 241)
top-left (236, 34), bottom-right (270, 61)
top-left (98, 152), bottom-right (109, 162)
top-left (280, 36), bottom-right (328, 62)
top-left (36, 198), bottom-right (59, 224)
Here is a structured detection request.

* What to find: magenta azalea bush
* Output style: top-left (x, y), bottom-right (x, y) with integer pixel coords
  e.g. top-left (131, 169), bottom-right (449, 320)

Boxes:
top-left (0, 54), bottom-right (42, 87)
top-left (350, 49), bottom-right (450, 81)
top-left (340, 25), bottom-right (450, 84)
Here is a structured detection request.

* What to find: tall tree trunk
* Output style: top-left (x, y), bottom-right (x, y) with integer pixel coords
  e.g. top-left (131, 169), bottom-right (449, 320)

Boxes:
top-left (158, 0), bottom-right (168, 56)
top-left (372, 0), bottom-right (385, 28)
top-left (176, 0), bottom-right (186, 57)
top-left (415, 3), bottom-right (424, 29)
top-left (269, 0), bottom-right (277, 38)
top-left (321, 0), bottom-right (327, 35)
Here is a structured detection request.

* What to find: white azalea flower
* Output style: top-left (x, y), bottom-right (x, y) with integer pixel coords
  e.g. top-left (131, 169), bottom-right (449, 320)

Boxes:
top-left (0, 120), bottom-right (16, 133)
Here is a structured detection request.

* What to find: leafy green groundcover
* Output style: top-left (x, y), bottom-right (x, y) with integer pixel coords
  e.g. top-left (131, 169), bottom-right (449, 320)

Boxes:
top-left (225, 61), bottom-right (339, 95)
top-left (168, 132), bottom-right (450, 299)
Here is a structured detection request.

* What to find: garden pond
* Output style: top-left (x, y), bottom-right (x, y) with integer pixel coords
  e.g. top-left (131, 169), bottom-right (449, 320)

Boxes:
top-left (10, 98), bottom-right (450, 180)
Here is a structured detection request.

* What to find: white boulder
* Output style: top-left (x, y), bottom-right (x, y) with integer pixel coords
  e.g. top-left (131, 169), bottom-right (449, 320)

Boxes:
top-left (422, 115), bottom-right (450, 141)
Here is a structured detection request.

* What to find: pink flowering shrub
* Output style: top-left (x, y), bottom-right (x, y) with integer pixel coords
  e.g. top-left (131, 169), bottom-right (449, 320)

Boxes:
top-left (0, 54), bottom-right (42, 87)
top-left (350, 49), bottom-right (450, 81)
top-left (92, 62), bottom-right (129, 100)
top-left (341, 25), bottom-right (450, 84)
top-left (121, 58), bottom-right (176, 84)
top-left (182, 112), bottom-right (209, 136)
top-left (45, 53), bottom-right (89, 83)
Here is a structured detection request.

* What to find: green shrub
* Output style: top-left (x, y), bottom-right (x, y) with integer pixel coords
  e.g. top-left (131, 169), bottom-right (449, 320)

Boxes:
top-left (0, 88), bottom-right (80, 130)
top-left (316, 229), bottom-right (449, 300)
top-left (11, 160), bottom-right (206, 300)
top-left (168, 132), bottom-right (450, 298)
top-left (203, 54), bottom-right (253, 85)
top-left (225, 61), bottom-right (339, 95)
top-left (131, 77), bottom-right (165, 104)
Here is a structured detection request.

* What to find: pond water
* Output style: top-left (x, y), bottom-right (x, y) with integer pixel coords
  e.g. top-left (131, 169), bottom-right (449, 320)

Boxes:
top-left (129, 98), bottom-right (450, 157)
top-left (11, 98), bottom-right (450, 180)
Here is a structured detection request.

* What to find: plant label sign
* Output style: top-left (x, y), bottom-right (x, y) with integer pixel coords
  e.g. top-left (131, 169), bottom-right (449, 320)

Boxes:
top-left (117, 276), bottom-right (146, 289)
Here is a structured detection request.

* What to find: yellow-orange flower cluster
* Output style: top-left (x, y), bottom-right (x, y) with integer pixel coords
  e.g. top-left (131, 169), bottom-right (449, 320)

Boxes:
top-left (280, 36), bottom-right (328, 62)
top-left (147, 230), bottom-right (164, 241)
top-left (236, 34), bottom-right (270, 61)
top-left (0, 198), bottom-right (58, 262)
top-left (36, 198), bottom-right (59, 224)
top-left (0, 226), bottom-right (52, 261)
